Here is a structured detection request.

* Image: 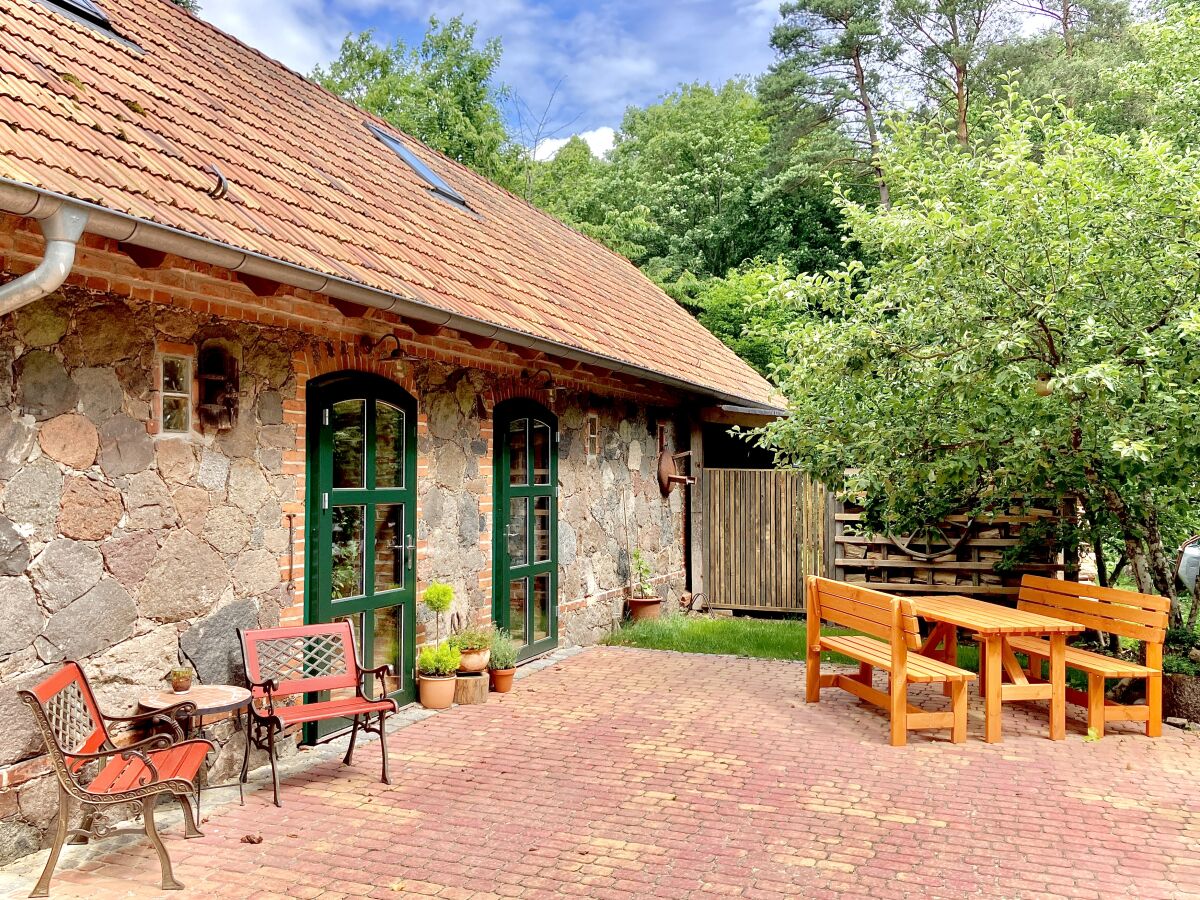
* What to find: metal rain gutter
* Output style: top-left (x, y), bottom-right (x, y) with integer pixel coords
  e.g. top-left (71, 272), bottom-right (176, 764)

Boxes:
top-left (0, 179), bottom-right (776, 410)
top-left (0, 202), bottom-right (88, 315)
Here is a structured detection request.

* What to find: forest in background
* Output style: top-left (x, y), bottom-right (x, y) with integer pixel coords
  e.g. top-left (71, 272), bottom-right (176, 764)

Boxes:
top-left (312, 0), bottom-right (1154, 375)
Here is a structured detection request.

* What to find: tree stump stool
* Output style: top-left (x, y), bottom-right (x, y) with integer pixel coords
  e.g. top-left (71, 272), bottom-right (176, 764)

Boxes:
top-left (453, 672), bottom-right (488, 705)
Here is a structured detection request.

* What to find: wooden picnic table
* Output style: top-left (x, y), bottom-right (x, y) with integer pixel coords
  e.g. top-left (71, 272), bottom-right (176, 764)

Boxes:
top-left (910, 594), bottom-right (1083, 743)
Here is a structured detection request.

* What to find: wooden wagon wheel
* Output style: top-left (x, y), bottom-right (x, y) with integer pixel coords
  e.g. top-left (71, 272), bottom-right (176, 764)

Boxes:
top-left (887, 518), bottom-right (976, 561)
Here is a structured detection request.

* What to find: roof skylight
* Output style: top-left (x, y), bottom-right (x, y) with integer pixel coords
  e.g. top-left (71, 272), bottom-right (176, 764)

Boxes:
top-left (36, 0), bottom-right (137, 47)
top-left (365, 122), bottom-right (471, 210)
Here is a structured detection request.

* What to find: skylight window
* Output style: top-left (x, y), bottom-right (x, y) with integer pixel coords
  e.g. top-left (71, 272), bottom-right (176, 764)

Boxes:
top-left (36, 0), bottom-right (138, 48)
top-left (366, 122), bottom-right (471, 210)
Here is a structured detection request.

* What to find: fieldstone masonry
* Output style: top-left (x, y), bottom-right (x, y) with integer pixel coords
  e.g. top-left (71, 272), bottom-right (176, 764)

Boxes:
top-left (0, 286), bottom-right (689, 863)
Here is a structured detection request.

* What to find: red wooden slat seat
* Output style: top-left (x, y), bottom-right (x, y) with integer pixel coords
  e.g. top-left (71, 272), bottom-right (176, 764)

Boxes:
top-left (239, 621), bottom-right (398, 807)
top-left (87, 740), bottom-right (212, 795)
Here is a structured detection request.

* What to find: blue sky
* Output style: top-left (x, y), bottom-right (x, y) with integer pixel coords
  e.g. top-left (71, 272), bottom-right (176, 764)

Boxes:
top-left (198, 0), bottom-right (782, 157)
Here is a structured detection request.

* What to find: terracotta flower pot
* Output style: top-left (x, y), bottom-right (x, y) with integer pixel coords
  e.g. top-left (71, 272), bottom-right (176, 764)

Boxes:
top-left (628, 596), bottom-right (662, 621)
top-left (458, 648), bottom-right (490, 673)
top-left (418, 674), bottom-right (456, 709)
top-left (167, 670), bottom-right (193, 693)
top-left (489, 667), bottom-right (516, 693)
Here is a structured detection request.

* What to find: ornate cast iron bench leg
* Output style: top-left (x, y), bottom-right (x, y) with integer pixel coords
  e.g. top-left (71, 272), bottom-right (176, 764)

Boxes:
top-left (143, 797), bottom-right (183, 891)
top-left (380, 709), bottom-right (391, 785)
top-left (30, 786), bottom-right (71, 898)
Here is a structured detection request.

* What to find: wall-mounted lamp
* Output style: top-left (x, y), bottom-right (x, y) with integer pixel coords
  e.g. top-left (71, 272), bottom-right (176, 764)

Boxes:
top-left (524, 367), bottom-right (558, 407)
top-left (362, 333), bottom-right (410, 363)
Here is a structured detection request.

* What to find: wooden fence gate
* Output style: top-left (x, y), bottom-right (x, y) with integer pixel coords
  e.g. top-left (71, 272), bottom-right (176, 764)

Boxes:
top-left (702, 468), bottom-right (829, 612)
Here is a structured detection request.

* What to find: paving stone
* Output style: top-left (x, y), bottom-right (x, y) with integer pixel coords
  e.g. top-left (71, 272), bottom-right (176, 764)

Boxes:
top-left (97, 414), bottom-right (153, 477)
top-left (15, 350), bottom-right (78, 420)
top-left (37, 413), bottom-right (98, 469)
top-left (39, 578), bottom-right (137, 662)
top-left (57, 476), bottom-right (122, 541)
top-left (29, 539), bottom-right (103, 612)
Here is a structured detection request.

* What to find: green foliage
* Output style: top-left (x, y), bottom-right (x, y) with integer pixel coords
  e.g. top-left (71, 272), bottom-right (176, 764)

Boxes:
top-left (630, 549), bottom-right (655, 597)
top-left (311, 18), bottom-right (521, 189)
top-left (488, 629), bottom-right (518, 670)
top-left (170, 0), bottom-right (199, 12)
top-left (448, 625), bottom-right (492, 652)
top-left (417, 643), bottom-right (461, 676)
top-left (422, 582), bottom-right (454, 614)
top-left (1115, 2), bottom-right (1200, 148)
top-left (754, 87), bottom-right (1200, 570)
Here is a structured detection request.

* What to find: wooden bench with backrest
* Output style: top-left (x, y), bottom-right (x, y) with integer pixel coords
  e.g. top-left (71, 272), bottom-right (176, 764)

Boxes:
top-left (1006, 574), bottom-right (1169, 738)
top-left (239, 621), bottom-right (398, 806)
top-left (19, 662), bottom-right (212, 897)
top-left (805, 576), bottom-right (976, 745)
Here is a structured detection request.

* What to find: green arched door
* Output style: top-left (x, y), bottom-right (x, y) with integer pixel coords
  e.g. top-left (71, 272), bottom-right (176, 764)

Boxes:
top-left (307, 373), bottom-right (418, 719)
top-left (493, 399), bottom-right (558, 662)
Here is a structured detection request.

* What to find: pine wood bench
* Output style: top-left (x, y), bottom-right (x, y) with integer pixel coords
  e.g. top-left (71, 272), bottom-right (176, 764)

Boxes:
top-left (805, 576), bottom-right (976, 745)
top-left (239, 621), bottom-right (398, 806)
top-left (1005, 575), bottom-right (1169, 738)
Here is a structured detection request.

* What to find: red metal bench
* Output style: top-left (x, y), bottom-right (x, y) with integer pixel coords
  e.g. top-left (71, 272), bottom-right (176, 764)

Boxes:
top-left (19, 662), bottom-right (212, 897)
top-left (238, 621), bottom-right (397, 806)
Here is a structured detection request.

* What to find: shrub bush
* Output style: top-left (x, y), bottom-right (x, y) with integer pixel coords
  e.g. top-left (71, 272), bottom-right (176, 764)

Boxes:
top-left (418, 643), bottom-right (461, 677)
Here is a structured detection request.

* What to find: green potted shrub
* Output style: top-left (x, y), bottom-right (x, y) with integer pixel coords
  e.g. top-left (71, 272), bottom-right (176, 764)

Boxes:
top-left (416, 644), bottom-right (461, 709)
top-left (448, 625), bottom-right (492, 673)
top-left (627, 549), bottom-right (661, 621)
top-left (422, 582), bottom-right (454, 643)
top-left (488, 629), bottom-right (518, 692)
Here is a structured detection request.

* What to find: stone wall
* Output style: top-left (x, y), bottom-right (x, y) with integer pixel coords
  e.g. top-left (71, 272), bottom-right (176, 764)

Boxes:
top-left (0, 281), bottom-right (690, 862)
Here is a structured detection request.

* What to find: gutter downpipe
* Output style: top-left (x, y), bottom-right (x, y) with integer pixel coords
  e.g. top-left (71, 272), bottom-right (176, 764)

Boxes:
top-left (0, 203), bottom-right (88, 315)
top-left (0, 180), bottom-right (775, 410)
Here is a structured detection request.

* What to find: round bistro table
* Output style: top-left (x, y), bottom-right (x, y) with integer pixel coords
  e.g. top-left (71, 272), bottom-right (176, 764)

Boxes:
top-left (139, 684), bottom-right (252, 811)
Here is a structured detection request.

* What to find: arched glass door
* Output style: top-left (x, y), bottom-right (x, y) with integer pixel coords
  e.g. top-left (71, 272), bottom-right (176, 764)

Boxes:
top-left (493, 400), bottom-right (558, 662)
top-left (308, 373), bottom-right (417, 725)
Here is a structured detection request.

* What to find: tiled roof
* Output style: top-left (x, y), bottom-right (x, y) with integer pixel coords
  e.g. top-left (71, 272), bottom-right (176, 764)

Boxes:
top-left (0, 0), bottom-right (777, 407)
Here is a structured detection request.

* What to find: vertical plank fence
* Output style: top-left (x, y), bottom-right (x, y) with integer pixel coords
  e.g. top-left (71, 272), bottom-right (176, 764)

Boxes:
top-left (703, 469), bottom-right (828, 612)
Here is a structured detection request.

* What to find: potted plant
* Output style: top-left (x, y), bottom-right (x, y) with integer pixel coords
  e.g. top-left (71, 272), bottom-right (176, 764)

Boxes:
top-left (416, 644), bottom-right (461, 709)
top-left (488, 629), bottom-right (518, 692)
top-left (167, 667), bottom-right (194, 693)
top-left (422, 582), bottom-right (454, 643)
top-left (449, 625), bottom-right (492, 673)
top-left (627, 549), bottom-right (662, 621)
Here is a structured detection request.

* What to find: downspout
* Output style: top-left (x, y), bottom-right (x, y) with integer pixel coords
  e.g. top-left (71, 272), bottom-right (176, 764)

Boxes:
top-left (0, 205), bottom-right (89, 315)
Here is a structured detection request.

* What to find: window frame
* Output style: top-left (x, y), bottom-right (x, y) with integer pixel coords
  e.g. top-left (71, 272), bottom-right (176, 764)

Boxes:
top-left (159, 353), bottom-right (194, 435)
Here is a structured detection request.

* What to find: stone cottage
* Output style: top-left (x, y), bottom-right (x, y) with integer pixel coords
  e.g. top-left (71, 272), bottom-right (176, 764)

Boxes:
top-left (0, 0), bottom-right (779, 861)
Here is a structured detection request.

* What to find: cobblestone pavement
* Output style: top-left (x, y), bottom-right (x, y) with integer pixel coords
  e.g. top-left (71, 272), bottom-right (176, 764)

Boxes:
top-left (2, 646), bottom-right (1198, 899)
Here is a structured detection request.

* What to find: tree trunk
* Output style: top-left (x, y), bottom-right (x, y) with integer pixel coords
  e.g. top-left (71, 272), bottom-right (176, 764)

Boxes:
top-left (852, 50), bottom-right (890, 208)
top-left (1144, 502), bottom-right (1182, 625)
top-left (955, 65), bottom-right (969, 148)
top-left (1101, 486), bottom-right (1156, 596)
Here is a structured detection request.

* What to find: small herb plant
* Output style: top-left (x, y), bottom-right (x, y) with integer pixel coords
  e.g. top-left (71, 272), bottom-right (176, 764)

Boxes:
top-left (422, 582), bottom-right (454, 643)
top-left (449, 625), bottom-right (492, 652)
top-left (417, 643), bottom-right (461, 677)
top-left (489, 629), bottom-right (518, 670)
top-left (630, 549), bottom-right (655, 598)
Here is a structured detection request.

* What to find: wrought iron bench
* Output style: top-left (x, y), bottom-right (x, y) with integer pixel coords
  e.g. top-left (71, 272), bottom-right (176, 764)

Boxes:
top-left (19, 662), bottom-right (212, 897)
top-left (238, 621), bottom-right (398, 806)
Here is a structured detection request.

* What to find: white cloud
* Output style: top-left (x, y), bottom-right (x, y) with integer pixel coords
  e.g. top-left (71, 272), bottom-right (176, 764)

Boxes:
top-left (197, 0), bottom-right (350, 73)
top-left (533, 126), bottom-right (616, 161)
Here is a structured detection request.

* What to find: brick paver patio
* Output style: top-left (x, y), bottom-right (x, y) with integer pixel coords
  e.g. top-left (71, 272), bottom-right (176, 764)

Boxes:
top-left (2, 646), bottom-right (1199, 899)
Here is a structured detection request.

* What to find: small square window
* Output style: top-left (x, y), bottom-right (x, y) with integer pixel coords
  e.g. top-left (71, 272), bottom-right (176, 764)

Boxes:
top-left (161, 355), bottom-right (192, 433)
top-left (586, 414), bottom-right (601, 459)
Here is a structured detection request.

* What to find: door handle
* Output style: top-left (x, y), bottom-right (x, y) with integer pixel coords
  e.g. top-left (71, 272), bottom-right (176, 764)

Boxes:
top-left (404, 534), bottom-right (415, 571)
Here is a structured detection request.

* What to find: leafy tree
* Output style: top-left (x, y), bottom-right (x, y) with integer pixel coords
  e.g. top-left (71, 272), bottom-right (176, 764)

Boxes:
top-left (758, 0), bottom-right (898, 205)
top-left (1116, 1), bottom-right (1200, 148)
top-left (890, 0), bottom-right (1013, 145)
top-left (171, 0), bottom-right (199, 10)
top-left (525, 136), bottom-right (608, 229)
top-left (754, 89), bottom-right (1200, 621)
top-left (312, 18), bottom-right (521, 189)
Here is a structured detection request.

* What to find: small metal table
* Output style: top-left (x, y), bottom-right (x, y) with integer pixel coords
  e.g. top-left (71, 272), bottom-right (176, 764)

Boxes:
top-left (911, 595), bottom-right (1083, 743)
top-left (139, 684), bottom-right (251, 812)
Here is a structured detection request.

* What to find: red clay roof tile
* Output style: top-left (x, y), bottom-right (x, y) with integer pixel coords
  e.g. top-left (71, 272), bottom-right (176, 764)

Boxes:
top-left (0, 0), bottom-right (777, 407)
